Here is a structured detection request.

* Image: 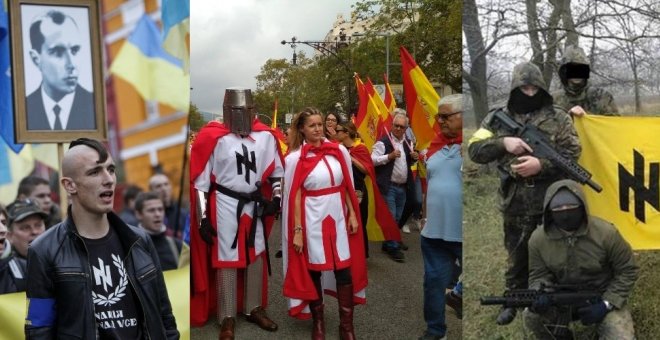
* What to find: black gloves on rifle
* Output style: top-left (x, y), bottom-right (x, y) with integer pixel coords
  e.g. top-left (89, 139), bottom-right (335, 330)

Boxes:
top-left (530, 294), bottom-right (551, 314)
top-left (578, 301), bottom-right (609, 325)
top-left (199, 217), bottom-right (217, 245)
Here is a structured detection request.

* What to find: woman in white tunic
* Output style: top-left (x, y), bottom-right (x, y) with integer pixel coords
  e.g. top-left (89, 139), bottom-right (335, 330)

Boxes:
top-left (282, 107), bottom-right (367, 340)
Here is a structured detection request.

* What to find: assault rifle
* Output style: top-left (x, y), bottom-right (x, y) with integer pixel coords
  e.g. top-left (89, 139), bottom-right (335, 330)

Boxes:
top-left (489, 109), bottom-right (602, 192)
top-left (480, 284), bottom-right (601, 309)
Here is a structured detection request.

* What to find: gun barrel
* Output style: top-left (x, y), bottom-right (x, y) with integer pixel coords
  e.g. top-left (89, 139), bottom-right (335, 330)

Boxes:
top-left (586, 178), bottom-right (603, 193)
top-left (480, 297), bottom-right (508, 305)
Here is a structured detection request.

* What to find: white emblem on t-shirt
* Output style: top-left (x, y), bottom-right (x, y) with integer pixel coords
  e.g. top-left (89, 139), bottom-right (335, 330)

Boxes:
top-left (91, 254), bottom-right (128, 306)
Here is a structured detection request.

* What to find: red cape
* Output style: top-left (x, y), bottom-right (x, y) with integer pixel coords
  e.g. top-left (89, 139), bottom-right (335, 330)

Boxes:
top-left (283, 142), bottom-right (368, 316)
top-left (189, 119), bottom-right (284, 326)
top-left (427, 131), bottom-right (463, 160)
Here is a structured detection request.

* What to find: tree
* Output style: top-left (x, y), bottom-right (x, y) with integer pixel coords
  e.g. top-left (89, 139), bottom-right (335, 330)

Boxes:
top-left (189, 102), bottom-right (205, 132)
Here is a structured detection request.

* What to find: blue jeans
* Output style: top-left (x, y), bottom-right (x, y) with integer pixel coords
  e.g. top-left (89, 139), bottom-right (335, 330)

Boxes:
top-left (421, 236), bottom-right (462, 337)
top-left (384, 184), bottom-right (406, 250)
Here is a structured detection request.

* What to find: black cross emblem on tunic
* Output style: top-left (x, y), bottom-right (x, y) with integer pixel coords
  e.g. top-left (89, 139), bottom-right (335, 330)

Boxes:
top-left (236, 144), bottom-right (257, 183)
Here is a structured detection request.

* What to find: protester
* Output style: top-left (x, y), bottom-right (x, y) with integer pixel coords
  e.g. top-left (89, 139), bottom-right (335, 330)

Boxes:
top-left (0, 204), bottom-right (10, 259)
top-left (190, 88), bottom-right (282, 339)
top-left (418, 94), bottom-right (464, 340)
top-left (118, 184), bottom-right (143, 226)
top-left (335, 120), bottom-right (371, 257)
top-left (149, 173), bottom-right (187, 239)
top-left (371, 112), bottom-right (420, 262)
top-left (134, 192), bottom-right (182, 271)
top-left (25, 138), bottom-right (179, 339)
top-left (0, 200), bottom-right (47, 294)
top-left (16, 175), bottom-right (61, 228)
top-left (524, 180), bottom-right (638, 339)
top-left (282, 107), bottom-right (367, 340)
top-left (468, 62), bottom-right (581, 325)
top-left (324, 111), bottom-right (340, 141)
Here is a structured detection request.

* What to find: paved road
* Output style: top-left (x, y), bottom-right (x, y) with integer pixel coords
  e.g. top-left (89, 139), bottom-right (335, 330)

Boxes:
top-left (191, 220), bottom-right (462, 339)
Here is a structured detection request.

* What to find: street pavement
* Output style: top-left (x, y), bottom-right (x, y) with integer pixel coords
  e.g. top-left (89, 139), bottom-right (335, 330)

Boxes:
top-left (191, 219), bottom-right (462, 340)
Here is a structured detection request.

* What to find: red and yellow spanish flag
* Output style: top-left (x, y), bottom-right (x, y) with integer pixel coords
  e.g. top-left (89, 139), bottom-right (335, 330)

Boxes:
top-left (349, 140), bottom-right (401, 242)
top-left (355, 74), bottom-right (382, 150)
top-left (381, 74), bottom-right (396, 138)
top-left (271, 98), bottom-right (288, 154)
top-left (400, 46), bottom-right (439, 150)
top-left (365, 78), bottom-right (389, 141)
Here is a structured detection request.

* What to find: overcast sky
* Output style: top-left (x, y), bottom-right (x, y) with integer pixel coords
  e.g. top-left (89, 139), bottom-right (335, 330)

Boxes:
top-left (191, 1), bottom-right (357, 114)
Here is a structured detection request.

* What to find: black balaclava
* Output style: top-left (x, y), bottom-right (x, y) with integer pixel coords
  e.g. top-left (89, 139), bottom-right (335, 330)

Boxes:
top-left (560, 63), bottom-right (590, 96)
top-left (508, 88), bottom-right (545, 114)
top-left (549, 188), bottom-right (585, 232)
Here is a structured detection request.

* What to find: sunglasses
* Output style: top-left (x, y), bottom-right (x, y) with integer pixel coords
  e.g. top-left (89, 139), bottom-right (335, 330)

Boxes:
top-left (436, 111), bottom-right (461, 121)
top-left (392, 124), bottom-right (407, 130)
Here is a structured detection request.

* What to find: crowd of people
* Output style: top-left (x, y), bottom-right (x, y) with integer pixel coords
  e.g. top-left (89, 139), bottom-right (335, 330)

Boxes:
top-left (189, 88), bottom-right (463, 340)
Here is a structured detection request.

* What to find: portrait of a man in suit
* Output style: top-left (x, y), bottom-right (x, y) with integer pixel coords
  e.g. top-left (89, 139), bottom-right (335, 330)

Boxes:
top-left (26, 10), bottom-right (95, 131)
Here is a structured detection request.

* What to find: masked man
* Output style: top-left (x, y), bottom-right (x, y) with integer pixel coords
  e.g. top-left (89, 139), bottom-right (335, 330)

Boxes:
top-left (553, 45), bottom-right (618, 117)
top-left (190, 88), bottom-right (284, 340)
top-left (524, 180), bottom-right (638, 339)
top-left (468, 62), bottom-right (581, 325)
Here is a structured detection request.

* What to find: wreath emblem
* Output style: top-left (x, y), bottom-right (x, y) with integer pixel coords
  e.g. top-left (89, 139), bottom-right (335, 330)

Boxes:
top-left (92, 254), bottom-right (128, 307)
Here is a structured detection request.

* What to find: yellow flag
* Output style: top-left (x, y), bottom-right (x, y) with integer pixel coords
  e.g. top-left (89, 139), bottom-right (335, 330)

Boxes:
top-left (1, 267), bottom-right (191, 339)
top-left (575, 115), bottom-right (660, 249)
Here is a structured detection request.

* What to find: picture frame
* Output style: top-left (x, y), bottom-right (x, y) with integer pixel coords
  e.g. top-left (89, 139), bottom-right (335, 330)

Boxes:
top-left (9, 0), bottom-right (106, 143)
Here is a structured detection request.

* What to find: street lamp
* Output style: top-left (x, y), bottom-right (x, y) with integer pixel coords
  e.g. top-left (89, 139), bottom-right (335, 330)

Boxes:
top-left (352, 31), bottom-right (400, 81)
top-left (280, 35), bottom-right (354, 111)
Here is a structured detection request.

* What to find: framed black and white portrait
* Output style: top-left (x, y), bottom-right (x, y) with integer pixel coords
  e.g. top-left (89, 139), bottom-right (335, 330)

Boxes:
top-left (9, 0), bottom-right (106, 143)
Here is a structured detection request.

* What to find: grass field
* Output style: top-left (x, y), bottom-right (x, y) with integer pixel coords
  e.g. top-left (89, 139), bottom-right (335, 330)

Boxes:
top-left (461, 130), bottom-right (660, 339)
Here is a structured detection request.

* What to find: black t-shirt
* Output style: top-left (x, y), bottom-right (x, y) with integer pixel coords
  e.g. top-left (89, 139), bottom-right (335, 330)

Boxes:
top-left (82, 227), bottom-right (142, 339)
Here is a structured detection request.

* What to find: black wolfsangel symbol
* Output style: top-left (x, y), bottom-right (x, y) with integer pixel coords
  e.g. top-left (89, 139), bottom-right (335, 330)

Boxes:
top-left (618, 149), bottom-right (659, 223)
top-left (236, 144), bottom-right (257, 183)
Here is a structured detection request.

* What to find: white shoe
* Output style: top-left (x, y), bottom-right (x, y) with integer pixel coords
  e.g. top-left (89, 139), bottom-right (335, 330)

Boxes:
top-left (402, 225), bottom-right (411, 233)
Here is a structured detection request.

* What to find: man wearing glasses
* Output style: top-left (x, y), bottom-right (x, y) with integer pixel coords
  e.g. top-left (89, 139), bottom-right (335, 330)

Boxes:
top-left (371, 111), bottom-right (419, 262)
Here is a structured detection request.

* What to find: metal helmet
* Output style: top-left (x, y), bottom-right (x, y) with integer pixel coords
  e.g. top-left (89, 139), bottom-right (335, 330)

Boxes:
top-left (223, 88), bottom-right (256, 135)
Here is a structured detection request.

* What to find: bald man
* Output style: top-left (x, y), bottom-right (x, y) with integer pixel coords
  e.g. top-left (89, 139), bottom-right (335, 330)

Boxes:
top-left (149, 173), bottom-right (188, 239)
top-left (25, 138), bottom-right (179, 339)
top-left (26, 10), bottom-right (95, 130)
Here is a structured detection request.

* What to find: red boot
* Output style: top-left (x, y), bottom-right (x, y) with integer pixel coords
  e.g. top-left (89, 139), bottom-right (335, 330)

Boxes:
top-left (310, 300), bottom-right (325, 340)
top-left (336, 284), bottom-right (355, 340)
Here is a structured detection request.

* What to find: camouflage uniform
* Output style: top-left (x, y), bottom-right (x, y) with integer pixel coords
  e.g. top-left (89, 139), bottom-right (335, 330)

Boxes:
top-left (523, 180), bottom-right (638, 339)
top-left (468, 62), bottom-right (581, 290)
top-left (553, 45), bottom-right (619, 116)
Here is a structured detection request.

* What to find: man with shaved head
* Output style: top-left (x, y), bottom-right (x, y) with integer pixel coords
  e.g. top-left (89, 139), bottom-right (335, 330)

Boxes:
top-left (26, 10), bottom-right (95, 130)
top-left (25, 138), bottom-right (179, 339)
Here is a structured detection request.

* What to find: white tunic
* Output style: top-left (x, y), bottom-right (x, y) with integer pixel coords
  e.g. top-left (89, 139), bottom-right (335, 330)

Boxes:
top-left (194, 131), bottom-right (283, 267)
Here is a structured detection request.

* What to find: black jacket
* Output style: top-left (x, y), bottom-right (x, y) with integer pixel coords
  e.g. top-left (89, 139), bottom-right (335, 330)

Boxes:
top-left (25, 210), bottom-right (179, 339)
top-left (0, 254), bottom-right (27, 294)
top-left (374, 135), bottom-right (414, 194)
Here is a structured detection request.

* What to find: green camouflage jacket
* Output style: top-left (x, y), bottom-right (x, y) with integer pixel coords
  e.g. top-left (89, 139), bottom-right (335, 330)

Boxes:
top-left (468, 62), bottom-right (581, 215)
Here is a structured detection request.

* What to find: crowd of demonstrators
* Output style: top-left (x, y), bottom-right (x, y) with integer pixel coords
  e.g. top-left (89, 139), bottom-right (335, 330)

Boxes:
top-left (25, 138), bottom-right (179, 338)
top-left (418, 94), bottom-right (464, 340)
top-left (149, 173), bottom-right (188, 240)
top-left (15, 175), bottom-right (62, 228)
top-left (0, 200), bottom-right (47, 294)
top-left (469, 62), bottom-right (581, 325)
top-left (190, 88), bottom-right (281, 339)
top-left (134, 191), bottom-right (183, 271)
top-left (524, 180), bottom-right (638, 339)
top-left (282, 107), bottom-right (366, 340)
top-left (371, 112), bottom-right (419, 263)
top-left (119, 184), bottom-right (143, 226)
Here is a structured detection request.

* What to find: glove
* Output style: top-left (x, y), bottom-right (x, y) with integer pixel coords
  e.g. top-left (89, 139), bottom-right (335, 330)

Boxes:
top-left (199, 217), bottom-right (217, 245)
top-left (530, 294), bottom-right (551, 314)
top-left (578, 301), bottom-right (609, 325)
top-left (263, 197), bottom-right (281, 216)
